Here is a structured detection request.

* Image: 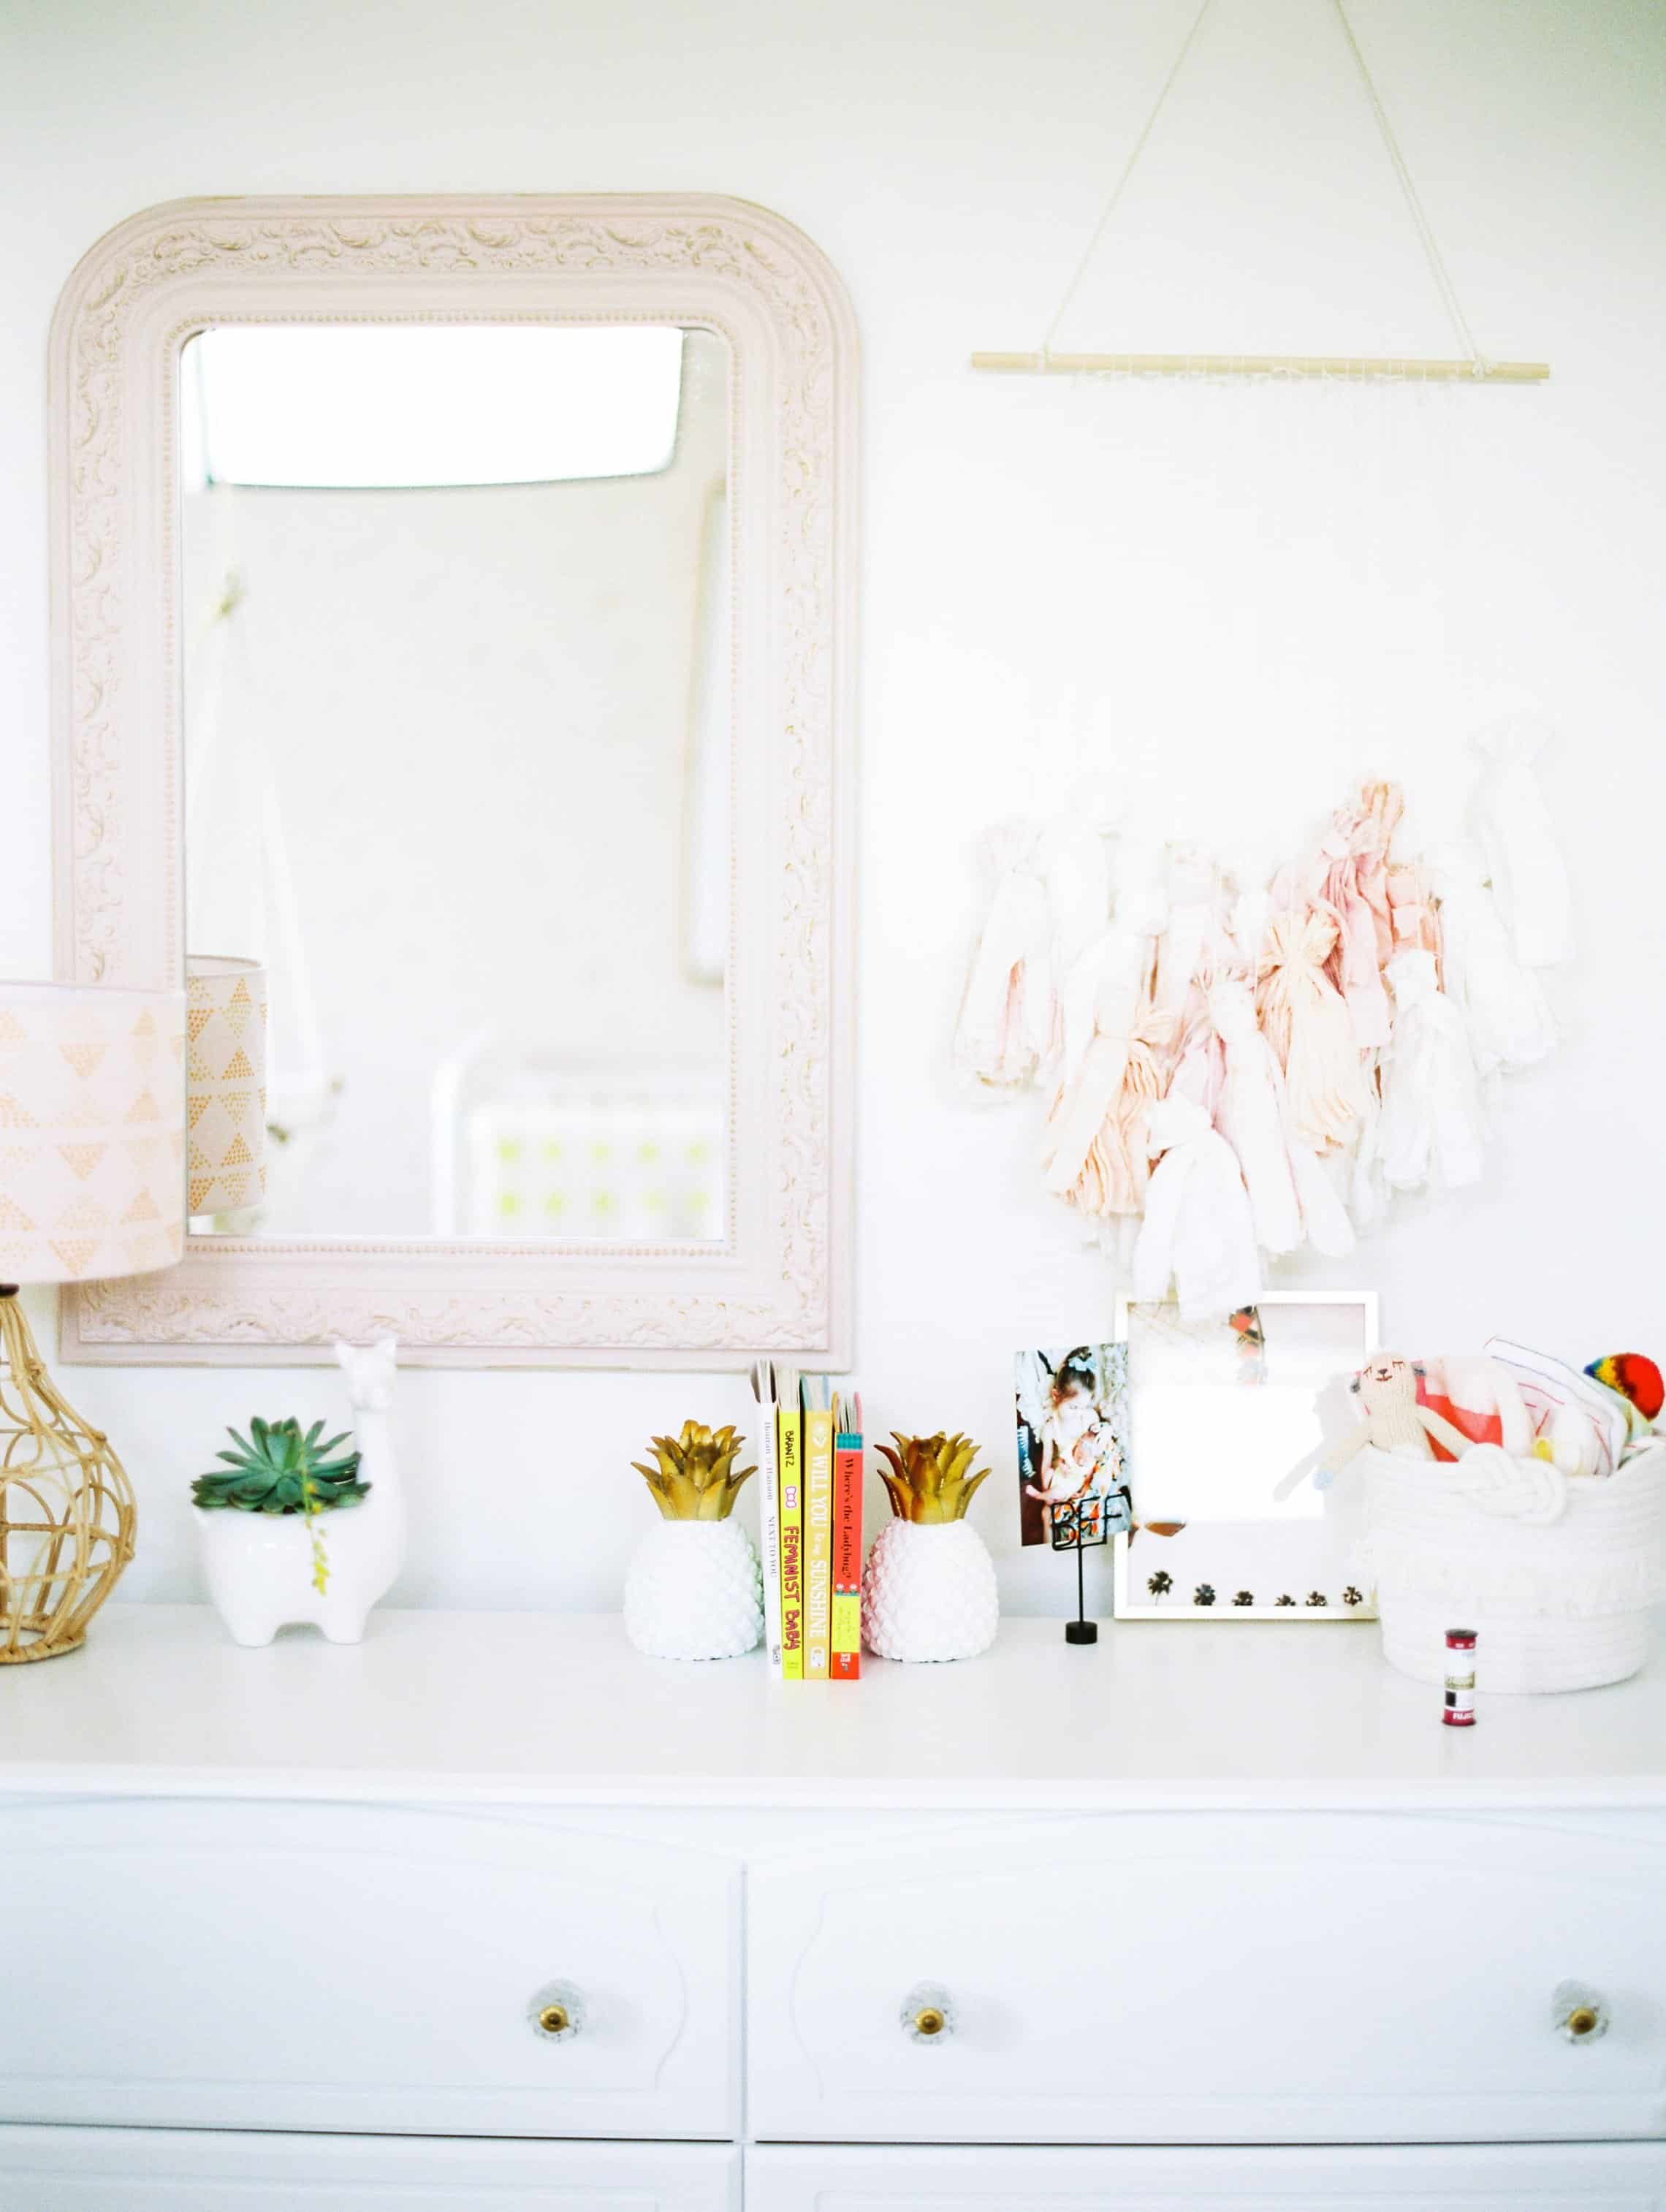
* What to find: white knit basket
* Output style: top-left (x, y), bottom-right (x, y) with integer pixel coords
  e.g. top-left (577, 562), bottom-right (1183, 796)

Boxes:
top-left (1361, 1443), bottom-right (1666, 1694)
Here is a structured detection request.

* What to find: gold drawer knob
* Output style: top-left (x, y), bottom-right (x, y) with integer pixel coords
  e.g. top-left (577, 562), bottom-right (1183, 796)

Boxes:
top-left (900, 1982), bottom-right (955, 2045)
top-left (528, 1980), bottom-right (585, 2043)
top-left (1553, 1980), bottom-right (1610, 2044)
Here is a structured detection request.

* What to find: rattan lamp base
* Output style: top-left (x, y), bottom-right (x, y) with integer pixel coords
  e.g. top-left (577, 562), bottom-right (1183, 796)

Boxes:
top-left (0, 1288), bottom-right (136, 1664)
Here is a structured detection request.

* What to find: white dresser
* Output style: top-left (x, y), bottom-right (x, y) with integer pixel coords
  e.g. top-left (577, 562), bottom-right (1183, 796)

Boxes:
top-left (3, 1607), bottom-right (1664, 2208)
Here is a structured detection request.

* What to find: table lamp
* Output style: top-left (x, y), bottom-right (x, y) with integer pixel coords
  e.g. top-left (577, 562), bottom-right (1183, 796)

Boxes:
top-left (0, 978), bottom-right (186, 1662)
top-left (186, 954), bottom-right (267, 1225)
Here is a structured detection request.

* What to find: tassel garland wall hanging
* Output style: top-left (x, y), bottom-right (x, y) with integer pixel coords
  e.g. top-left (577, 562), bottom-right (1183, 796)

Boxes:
top-left (954, 717), bottom-right (1570, 1319)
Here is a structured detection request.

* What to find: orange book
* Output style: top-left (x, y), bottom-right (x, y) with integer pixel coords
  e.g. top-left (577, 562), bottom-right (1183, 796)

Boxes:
top-left (832, 1389), bottom-right (863, 1681)
top-left (802, 1377), bottom-right (834, 1681)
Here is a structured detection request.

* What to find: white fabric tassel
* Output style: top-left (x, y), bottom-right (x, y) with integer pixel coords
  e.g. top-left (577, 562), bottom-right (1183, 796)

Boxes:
top-left (1287, 1130), bottom-right (1358, 1257)
top-left (1430, 842), bottom-right (1555, 1077)
top-left (1043, 822), bottom-right (1123, 1098)
top-left (1041, 919), bottom-right (1149, 1197)
top-left (1377, 950), bottom-right (1488, 1193)
top-left (1209, 977), bottom-right (1356, 1261)
top-left (1471, 712), bottom-right (1572, 970)
top-left (1209, 977), bottom-right (1303, 1255)
top-left (1041, 818), bottom-right (1114, 985)
top-left (953, 822), bottom-right (1056, 1091)
top-left (1344, 1060), bottom-right (1388, 1234)
top-left (1133, 1093), bottom-right (1260, 1320)
top-left (1154, 844), bottom-right (1218, 1018)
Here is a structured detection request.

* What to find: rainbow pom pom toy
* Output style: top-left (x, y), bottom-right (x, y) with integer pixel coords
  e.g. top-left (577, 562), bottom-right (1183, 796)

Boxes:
top-left (1586, 1353), bottom-right (1665, 1424)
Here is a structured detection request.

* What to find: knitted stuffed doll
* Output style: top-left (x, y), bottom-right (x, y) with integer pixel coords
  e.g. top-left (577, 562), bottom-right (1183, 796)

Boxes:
top-left (1276, 1353), bottom-right (1567, 1527)
top-left (1337, 1354), bottom-right (1475, 1464)
top-left (1273, 1353), bottom-right (1472, 1502)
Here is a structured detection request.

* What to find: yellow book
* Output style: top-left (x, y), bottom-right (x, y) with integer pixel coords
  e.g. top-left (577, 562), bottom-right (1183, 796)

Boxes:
top-left (777, 1366), bottom-right (803, 1681)
top-left (802, 1375), bottom-right (834, 1681)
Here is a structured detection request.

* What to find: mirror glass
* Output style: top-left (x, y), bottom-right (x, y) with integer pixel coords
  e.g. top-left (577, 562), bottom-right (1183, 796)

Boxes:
top-left (179, 322), bottom-right (731, 1243)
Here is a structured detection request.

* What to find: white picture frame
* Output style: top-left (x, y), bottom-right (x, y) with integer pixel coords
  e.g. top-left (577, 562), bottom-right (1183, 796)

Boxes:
top-left (47, 194), bottom-right (856, 1367)
top-left (1111, 1291), bottom-right (1380, 1622)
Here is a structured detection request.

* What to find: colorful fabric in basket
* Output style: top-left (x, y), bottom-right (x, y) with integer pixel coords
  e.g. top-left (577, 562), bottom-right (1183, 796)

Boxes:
top-left (1415, 1353), bottom-right (1537, 1463)
top-left (1484, 1337), bottom-right (1632, 1479)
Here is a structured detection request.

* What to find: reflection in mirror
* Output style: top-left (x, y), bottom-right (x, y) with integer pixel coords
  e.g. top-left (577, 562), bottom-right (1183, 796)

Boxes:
top-left (180, 324), bottom-right (731, 1243)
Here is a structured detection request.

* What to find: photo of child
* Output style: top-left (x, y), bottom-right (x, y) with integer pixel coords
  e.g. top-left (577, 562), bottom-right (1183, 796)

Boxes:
top-left (1014, 1342), bottom-right (1131, 1547)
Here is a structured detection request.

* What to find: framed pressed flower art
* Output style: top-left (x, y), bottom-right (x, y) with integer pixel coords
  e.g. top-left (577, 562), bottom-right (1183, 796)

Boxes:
top-left (1111, 1291), bottom-right (1379, 1622)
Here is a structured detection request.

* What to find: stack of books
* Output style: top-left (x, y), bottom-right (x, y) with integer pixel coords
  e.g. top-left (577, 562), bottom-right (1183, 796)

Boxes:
top-left (748, 1361), bottom-right (863, 1681)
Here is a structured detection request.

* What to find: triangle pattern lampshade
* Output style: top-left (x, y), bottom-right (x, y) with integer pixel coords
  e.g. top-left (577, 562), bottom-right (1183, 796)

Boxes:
top-left (0, 978), bottom-right (188, 1663)
top-left (0, 981), bottom-right (188, 1285)
top-left (186, 956), bottom-right (267, 1221)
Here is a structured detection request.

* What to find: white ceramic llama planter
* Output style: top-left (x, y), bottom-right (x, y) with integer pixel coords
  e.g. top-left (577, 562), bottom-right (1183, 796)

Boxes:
top-left (195, 1339), bottom-right (405, 1647)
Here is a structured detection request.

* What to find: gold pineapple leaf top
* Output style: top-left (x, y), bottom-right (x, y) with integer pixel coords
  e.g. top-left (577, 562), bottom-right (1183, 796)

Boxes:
top-left (875, 1431), bottom-right (989, 1525)
top-left (631, 1420), bottom-right (756, 1522)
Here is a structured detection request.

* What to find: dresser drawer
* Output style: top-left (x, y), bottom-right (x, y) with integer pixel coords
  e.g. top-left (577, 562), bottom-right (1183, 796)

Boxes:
top-left (0, 2127), bottom-right (740, 2209)
top-left (749, 1811), bottom-right (1666, 2143)
top-left (747, 2143), bottom-right (1666, 2209)
top-left (0, 1800), bottom-right (738, 2138)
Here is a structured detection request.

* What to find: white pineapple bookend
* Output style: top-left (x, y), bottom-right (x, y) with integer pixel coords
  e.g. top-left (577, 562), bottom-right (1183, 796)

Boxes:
top-left (623, 1422), bottom-right (764, 1660)
top-left (863, 1432), bottom-right (1000, 1663)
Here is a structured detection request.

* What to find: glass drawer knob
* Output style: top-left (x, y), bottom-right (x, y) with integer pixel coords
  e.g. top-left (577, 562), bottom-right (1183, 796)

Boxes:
top-left (901, 1983), bottom-right (954, 2044)
top-left (1553, 1980), bottom-right (1610, 2043)
top-left (528, 1980), bottom-right (585, 2042)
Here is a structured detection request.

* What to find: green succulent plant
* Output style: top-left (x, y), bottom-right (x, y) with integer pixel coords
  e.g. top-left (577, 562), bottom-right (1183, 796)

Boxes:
top-left (193, 1417), bottom-right (368, 1515)
top-left (193, 1418), bottom-right (368, 1595)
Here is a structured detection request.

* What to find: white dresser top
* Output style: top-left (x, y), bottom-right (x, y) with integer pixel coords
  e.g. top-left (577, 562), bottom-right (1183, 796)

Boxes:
top-left (3, 1605), bottom-right (1664, 1812)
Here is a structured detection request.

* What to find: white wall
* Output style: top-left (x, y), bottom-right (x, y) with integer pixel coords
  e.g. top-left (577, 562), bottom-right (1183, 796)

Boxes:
top-left (2, 0), bottom-right (1662, 1621)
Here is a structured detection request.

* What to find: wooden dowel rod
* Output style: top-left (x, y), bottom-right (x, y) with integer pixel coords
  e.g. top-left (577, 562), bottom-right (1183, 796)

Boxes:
top-left (970, 351), bottom-right (1551, 383)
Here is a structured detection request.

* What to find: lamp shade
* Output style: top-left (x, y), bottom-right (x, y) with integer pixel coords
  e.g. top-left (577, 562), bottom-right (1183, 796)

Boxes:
top-left (186, 956), bottom-right (267, 1220)
top-left (0, 981), bottom-right (186, 1285)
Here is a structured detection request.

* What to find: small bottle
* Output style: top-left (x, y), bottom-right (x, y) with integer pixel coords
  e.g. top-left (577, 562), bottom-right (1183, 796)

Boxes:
top-left (1443, 1628), bottom-right (1477, 1727)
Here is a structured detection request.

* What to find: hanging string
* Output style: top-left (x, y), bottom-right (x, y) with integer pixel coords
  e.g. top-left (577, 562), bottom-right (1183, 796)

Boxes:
top-left (1328, 0), bottom-right (1483, 370)
top-left (1033, 0), bottom-right (1496, 379)
top-left (1039, 0), bottom-right (1217, 361)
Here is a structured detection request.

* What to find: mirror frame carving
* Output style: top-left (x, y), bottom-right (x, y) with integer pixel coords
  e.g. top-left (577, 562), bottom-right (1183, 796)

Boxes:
top-left (49, 194), bottom-right (855, 1367)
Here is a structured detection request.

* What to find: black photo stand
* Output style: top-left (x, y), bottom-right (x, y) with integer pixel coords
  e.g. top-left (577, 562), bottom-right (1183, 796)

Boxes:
top-left (1050, 1493), bottom-right (1108, 1645)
